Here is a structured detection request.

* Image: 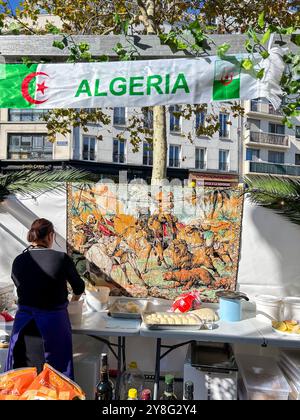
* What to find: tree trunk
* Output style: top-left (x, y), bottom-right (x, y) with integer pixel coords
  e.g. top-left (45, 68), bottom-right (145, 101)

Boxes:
top-left (137, 1), bottom-right (168, 185)
top-left (151, 105), bottom-right (167, 185)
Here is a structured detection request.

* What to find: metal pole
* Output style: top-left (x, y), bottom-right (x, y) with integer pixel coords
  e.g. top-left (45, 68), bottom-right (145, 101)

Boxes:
top-left (153, 338), bottom-right (161, 401)
top-left (115, 336), bottom-right (122, 400)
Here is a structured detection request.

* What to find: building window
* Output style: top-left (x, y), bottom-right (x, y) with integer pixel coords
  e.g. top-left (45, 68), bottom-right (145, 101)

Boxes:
top-left (219, 149), bottom-right (229, 171)
top-left (170, 105), bottom-right (181, 133)
top-left (169, 145), bottom-right (180, 167)
top-left (82, 136), bottom-right (96, 161)
top-left (143, 108), bottom-right (153, 129)
top-left (195, 112), bottom-right (205, 130)
top-left (143, 142), bottom-right (153, 166)
top-left (195, 148), bottom-right (206, 169)
top-left (8, 109), bottom-right (49, 122)
top-left (268, 151), bottom-right (284, 164)
top-left (113, 139), bottom-right (126, 163)
top-left (113, 107), bottom-right (126, 126)
top-left (7, 134), bottom-right (52, 160)
top-left (250, 98), bottom-right (263, 112)
top-left (296, 126), bottom-right (300, 139)
top-left (246, 148), bottom-right (260, 161)
top-left (295, 154), bottom-right (300, 166)
top-left (269, 123), bottom-right (285, 135)
top-left (247, 118), bottom-right (261, 131)
top-left (219, 113), bottom-right (229, 138)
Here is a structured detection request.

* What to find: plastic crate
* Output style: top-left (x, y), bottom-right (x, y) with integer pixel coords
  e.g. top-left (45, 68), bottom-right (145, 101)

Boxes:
top-left (236, 355), bottom-right (291, 400)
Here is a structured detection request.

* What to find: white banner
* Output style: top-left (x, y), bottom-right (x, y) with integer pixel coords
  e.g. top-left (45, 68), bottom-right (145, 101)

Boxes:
top-left (0, 48), bottom-right (285, 109)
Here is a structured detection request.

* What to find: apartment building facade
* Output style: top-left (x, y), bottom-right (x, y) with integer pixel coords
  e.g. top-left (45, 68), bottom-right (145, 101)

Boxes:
top-left (0, 105), bottom-right (240, 185)
top-left (243, 99), bottom-right (300, 178)
top-left (0, 102), bottom-right (299, 183)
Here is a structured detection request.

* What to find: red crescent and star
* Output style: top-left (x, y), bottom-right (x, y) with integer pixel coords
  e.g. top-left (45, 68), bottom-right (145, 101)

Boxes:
top-left (21, 72), bottom-right (50, 104)
top-left (221, 72), bottom-right (234, 86)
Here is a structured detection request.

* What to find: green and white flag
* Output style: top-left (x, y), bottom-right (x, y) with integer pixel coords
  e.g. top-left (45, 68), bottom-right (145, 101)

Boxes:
top-left (0, 48), bottom-right (284, 109)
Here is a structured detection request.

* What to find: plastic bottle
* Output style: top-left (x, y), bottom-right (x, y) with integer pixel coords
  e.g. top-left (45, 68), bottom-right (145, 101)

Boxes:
top-left (140, 389), bottom-right (152, 400)
top-left (160, 375), bottom-right (177, 400)
top-left (128, 388), bottom-right (138, 400)
top-left (120, 361), bottom-right (145, 400)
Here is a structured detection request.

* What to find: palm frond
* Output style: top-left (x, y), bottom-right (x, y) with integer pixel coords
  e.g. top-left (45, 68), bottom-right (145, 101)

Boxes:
top-left (244, 175), bottom-right (300, 225)
top-left (0, 169), bottom-right (95, 202)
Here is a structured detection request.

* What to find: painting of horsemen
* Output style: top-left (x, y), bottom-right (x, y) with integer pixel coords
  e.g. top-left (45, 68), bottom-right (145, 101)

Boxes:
top-left (67, 182), bottom-right (244, 302)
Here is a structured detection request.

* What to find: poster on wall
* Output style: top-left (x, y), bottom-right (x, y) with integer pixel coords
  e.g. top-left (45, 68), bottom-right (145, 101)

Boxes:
top-left (67, 183), bottom-right (244, 302)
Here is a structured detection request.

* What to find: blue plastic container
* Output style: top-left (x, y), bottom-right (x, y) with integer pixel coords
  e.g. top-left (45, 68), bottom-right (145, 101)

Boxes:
top-left (217, 291), bottom-right (249, 322)
top-left (219, 297), bottom-right (242, 322)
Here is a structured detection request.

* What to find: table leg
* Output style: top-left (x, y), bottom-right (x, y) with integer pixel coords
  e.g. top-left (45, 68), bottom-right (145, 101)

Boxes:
top-left (122, 337), bottom-right (126, 372)
top-left (153, 338), bottom-right (161, 401)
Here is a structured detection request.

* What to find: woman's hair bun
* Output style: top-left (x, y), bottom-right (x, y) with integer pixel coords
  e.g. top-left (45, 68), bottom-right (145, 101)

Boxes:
top-left (27, 218), bottom-right (54, 243)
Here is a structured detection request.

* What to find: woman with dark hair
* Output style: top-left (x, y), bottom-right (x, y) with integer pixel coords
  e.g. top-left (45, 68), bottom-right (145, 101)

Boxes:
top-left (5, 218), bottom-right (85, 379)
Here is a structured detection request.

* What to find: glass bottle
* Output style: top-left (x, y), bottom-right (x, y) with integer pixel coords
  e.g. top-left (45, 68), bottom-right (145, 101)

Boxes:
top-left (160, 375), bottom-right (177, 400)
top-left (95, 353), bottom-right (115, 400)
top-left (183, 381), bottom-right (194, 400)
top-left (128, 388), bottom-right (138, 400)
top-left (120, 361), bottom-right (145, 400)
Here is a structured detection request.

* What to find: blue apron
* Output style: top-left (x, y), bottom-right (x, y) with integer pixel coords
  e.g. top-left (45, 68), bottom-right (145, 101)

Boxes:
top-left (5, 303), bottom-right (74, 379)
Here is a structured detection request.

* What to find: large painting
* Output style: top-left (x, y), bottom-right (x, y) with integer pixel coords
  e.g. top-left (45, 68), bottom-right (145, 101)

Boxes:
top-left (67, 183), bottom-right (244, 302)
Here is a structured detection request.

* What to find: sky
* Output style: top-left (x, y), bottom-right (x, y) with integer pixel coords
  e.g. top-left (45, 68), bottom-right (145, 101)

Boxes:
top-left (2, 0), bottom-right (22, 11)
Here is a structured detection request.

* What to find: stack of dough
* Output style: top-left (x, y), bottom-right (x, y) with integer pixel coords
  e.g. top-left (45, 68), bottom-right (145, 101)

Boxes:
top-left (144, 312), bottom-right (199, 325)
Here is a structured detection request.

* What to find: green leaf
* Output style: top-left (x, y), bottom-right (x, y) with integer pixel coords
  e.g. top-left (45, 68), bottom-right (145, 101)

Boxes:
top-left (22, 57), bottom-right (33, 68)
top-left (45, 23), bottom-right (61, 35)
top-left (291, 34), bottom-right (300, 46)
top-left (260, 50), bottom-right (270, 59)
top-left (256, 68), bottom-right (265, 79)
top-left (188, 20), bottom-right (201, 31)
top-left (241, 58), bottom-right (253, 70)
top-left (52, 40), bottom-right (65, 50)
top-left (261, 29), bottom-right (271, 45)
top-left (258, 12), bottom-right (265, 29)
top-left (217, 43), bottom-right (231, 58)
top-left (98, 55), bottom-right (109, 62)
top-left (78, 42), bottom-right (90, 53)
top-left (121, 19), bottom-right (130, 35)
top-left (244, 39), bottom-right (253, 53)
top-left (247, 28), bottom-right (259, 44)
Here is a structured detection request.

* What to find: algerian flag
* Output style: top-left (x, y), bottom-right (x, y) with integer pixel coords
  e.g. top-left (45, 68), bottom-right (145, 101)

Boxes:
top-left (0, 50), bottom-right (284, 109)
top-left (0, 64), bottom-right (46, 108)
top-left (213, 58), bottom-right (241, 101)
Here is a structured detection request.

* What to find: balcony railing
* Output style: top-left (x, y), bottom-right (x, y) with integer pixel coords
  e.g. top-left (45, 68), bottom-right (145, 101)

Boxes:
top-left (250, 101), bottom-right (283, 116)
top-left (249, 131), bottom-right (289, 147)
top-left (249, 161), bottom-right (300, 176)
top-left (268, 104), bottom-right (283, 116)
top-left (7, 151), bottom-right (53, 160)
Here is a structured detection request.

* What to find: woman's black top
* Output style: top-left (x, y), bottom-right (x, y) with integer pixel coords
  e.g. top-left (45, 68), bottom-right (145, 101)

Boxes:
top-left (11, 248), bottom-right (85, 310)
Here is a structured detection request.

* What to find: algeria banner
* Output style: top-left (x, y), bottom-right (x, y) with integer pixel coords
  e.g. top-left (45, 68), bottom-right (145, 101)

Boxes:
top-left (0, 48), bottom-right (284, 109)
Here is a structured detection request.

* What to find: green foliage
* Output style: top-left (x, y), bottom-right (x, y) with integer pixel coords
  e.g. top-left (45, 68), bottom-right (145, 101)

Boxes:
top-left (291, 34), bottom-right (300, 46)
top-left (217, 43), bottom-right (231, 58)
top-left (52, 40), bottom-right (65, 50)
top-left (241, 58), bottom-right (253, 70)
top-left (159, 32), bottom-right (188, 51)
top-left (258, 12), bottom-right (265, 29)
top-left (245, 175), bottom-right (300, 226)
top-left (0, 169), bottom-right (94, 203)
